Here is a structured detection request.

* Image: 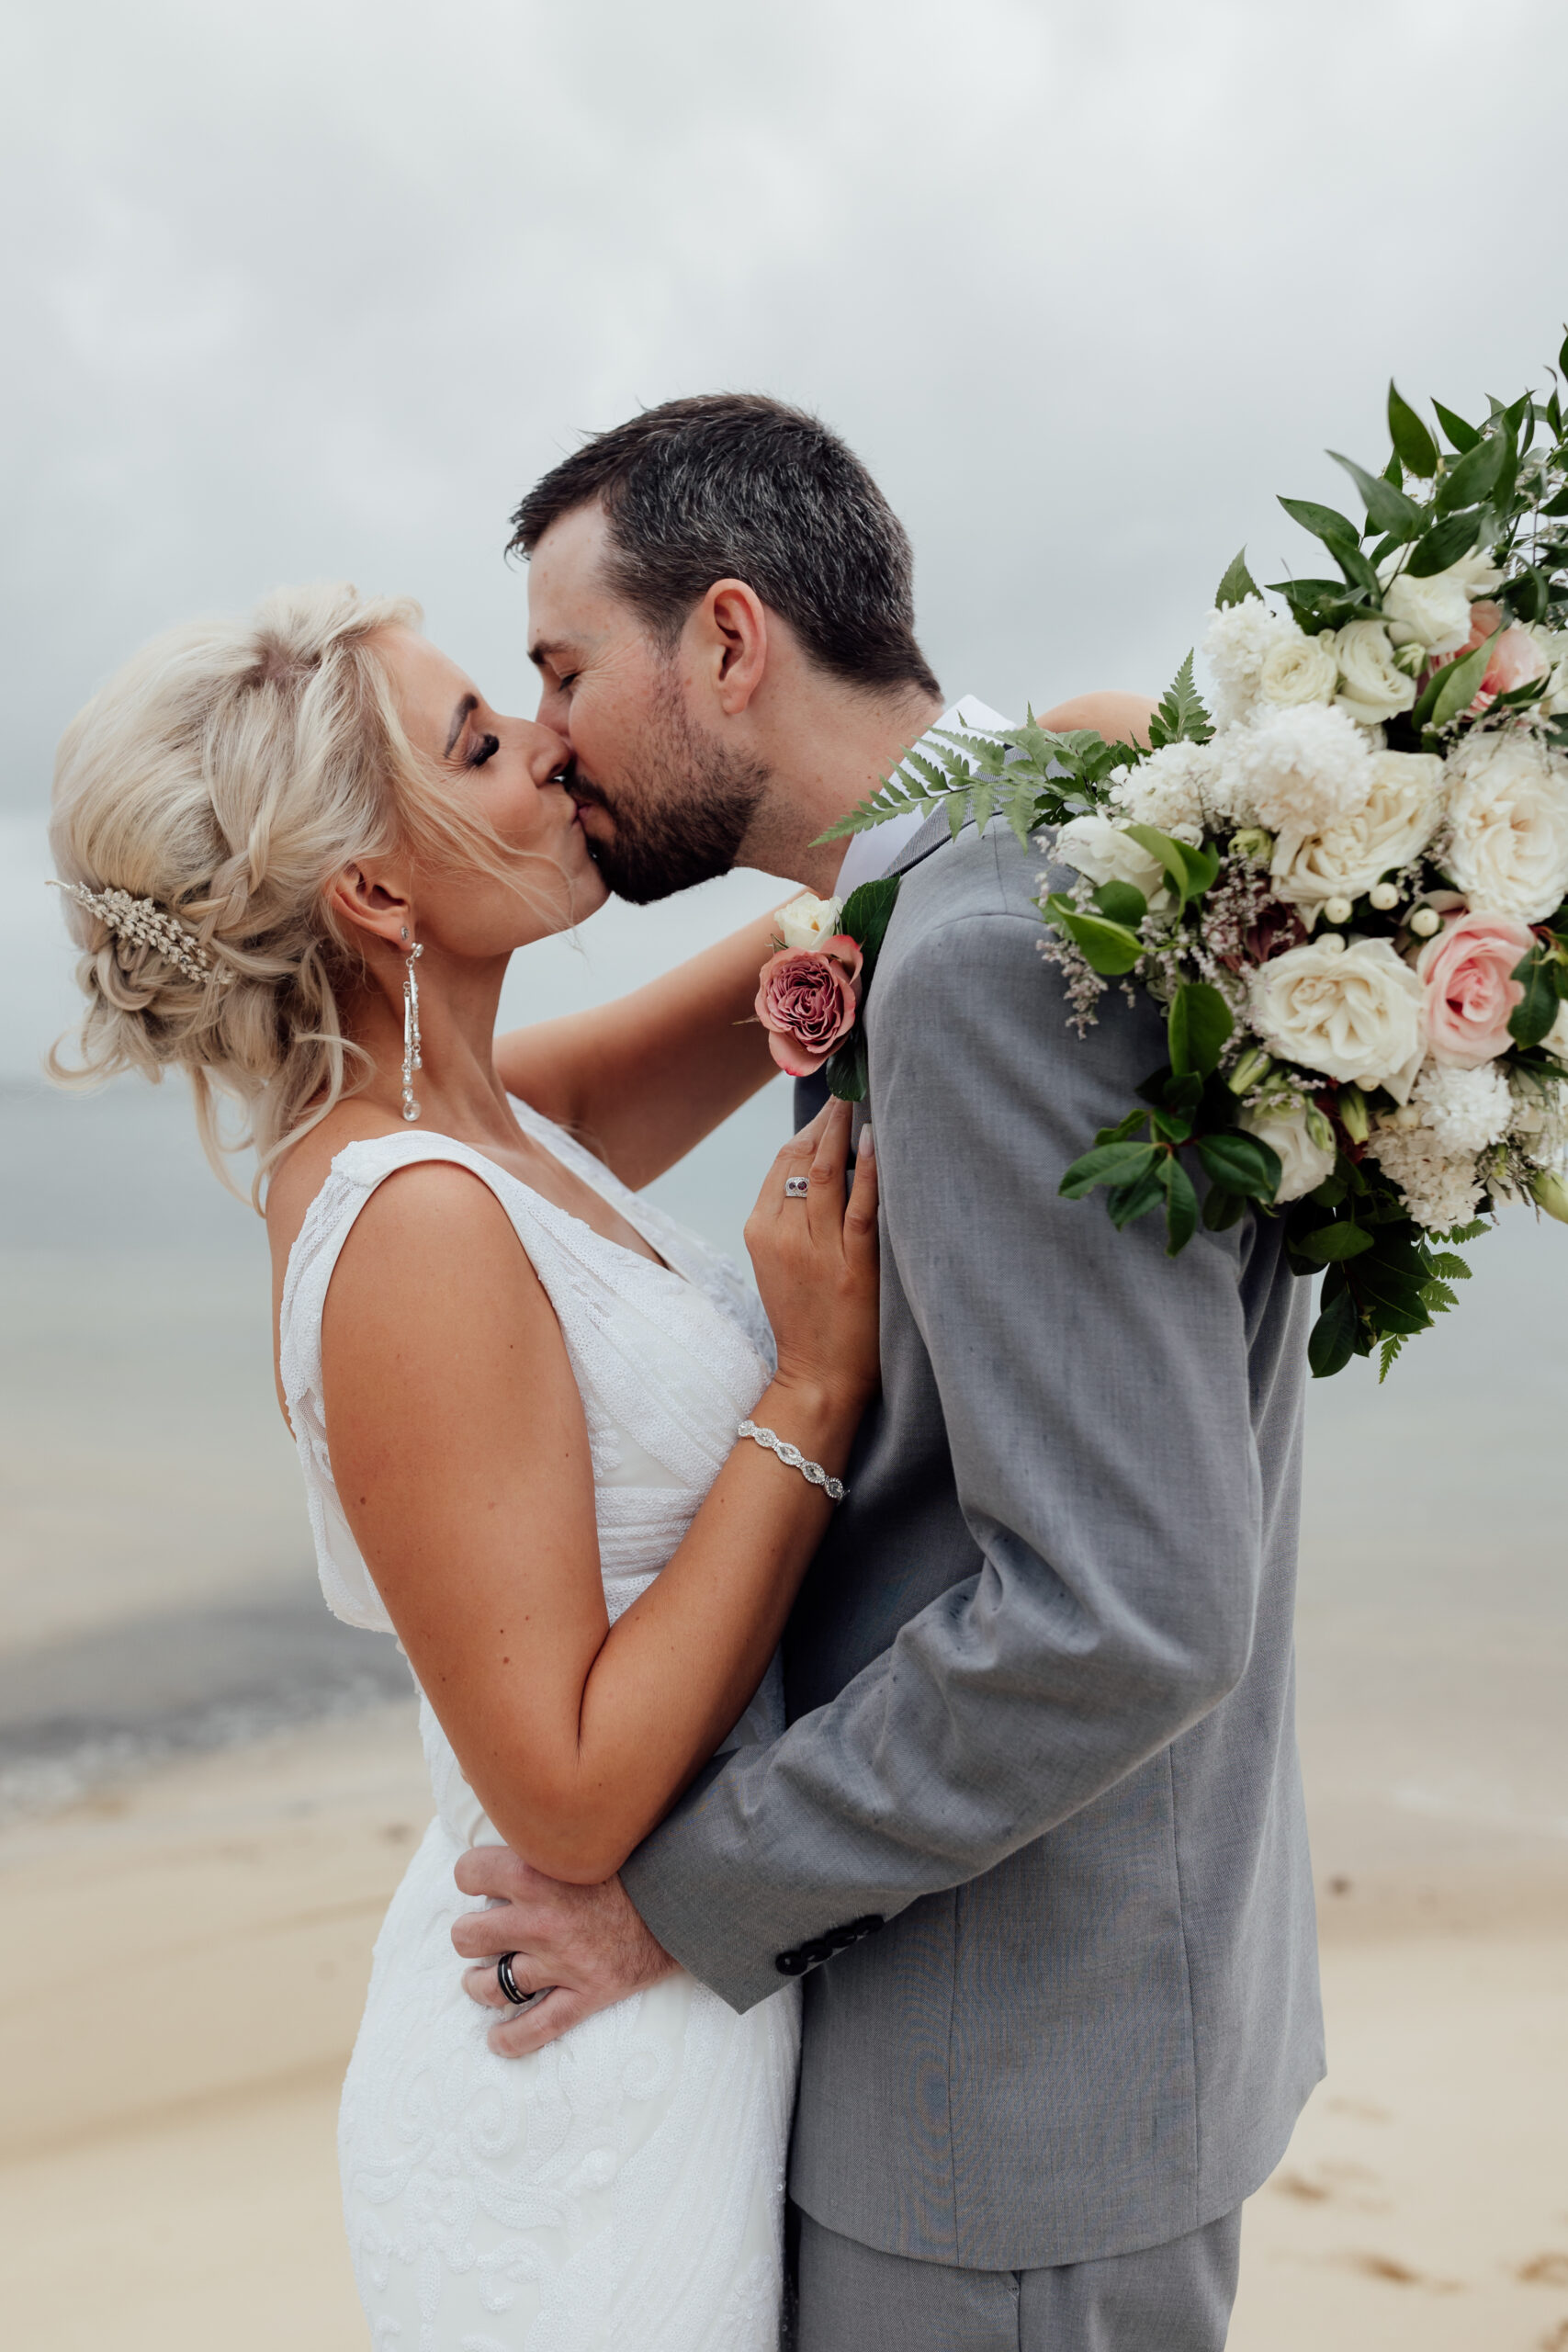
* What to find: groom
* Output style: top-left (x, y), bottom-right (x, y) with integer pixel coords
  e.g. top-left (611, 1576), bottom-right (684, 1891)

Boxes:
top-left (453, 394), bottom-right (1324, 2348)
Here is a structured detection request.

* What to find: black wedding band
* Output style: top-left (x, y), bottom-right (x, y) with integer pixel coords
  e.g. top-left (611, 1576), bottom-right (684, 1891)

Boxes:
top-left (496, 1952), bottom-right (555, 2012)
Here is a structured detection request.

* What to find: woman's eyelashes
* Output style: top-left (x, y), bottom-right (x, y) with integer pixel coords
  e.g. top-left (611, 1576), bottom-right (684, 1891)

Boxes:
top-left (468, 731), bottom-right (502, 769)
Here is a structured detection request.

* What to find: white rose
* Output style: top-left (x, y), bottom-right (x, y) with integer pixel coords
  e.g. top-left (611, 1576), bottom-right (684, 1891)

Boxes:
top-left (1332, 619), bottom-right (1417, 725)
top-left (777, 890), bottom-right (845, 949)
top-left (1258, 627), bottom-right (1339, 709)
top-left (1248, 933), bottom-right (1425, 1096)
top-left (1444, 730), bottom-right (1568, 922)
top-left (1379, 561), bottom-right (1473, 657)
top-left (1449, 548), bottom-right (1505, 601)
top-left (1237, 1101), bottom-right (1337, 1204)
top-left (1270, 751), bottom-right (1444, 915)
top-left (1531, 628), bottom-right (1568, 718)
top-left (1055, 813), bottom-right (1171, 910)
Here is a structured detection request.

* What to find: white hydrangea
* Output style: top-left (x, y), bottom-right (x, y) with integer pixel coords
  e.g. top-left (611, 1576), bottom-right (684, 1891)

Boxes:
top-left (1201, 598), bottom-right (1297, 728)
top-left (1107, 740), bottom-right (1214, 842)
top-left (1218, 703), bottom-right (1375, 836)
top-left (1364, 1121), bottom-right (1485, 1228)
top-left (1410, 1059), bottom-right (1512, 1155)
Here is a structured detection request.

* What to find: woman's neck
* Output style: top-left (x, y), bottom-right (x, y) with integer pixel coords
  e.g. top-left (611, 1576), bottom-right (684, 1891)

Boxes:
top-left (344, 946), bottom-right (522, 1148)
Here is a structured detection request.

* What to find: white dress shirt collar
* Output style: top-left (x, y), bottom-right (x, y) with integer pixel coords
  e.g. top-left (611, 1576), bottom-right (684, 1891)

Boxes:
top-left (831, 694), bottom-right (1013, 899)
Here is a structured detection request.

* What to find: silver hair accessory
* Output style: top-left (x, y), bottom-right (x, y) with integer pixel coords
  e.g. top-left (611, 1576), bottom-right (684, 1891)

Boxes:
top-left (50, 878), bottom-right (224, 988)
top-left (401, 941), bottom-right (424, 1123)
top-left (784, 1175), bottom-right (810, 1199)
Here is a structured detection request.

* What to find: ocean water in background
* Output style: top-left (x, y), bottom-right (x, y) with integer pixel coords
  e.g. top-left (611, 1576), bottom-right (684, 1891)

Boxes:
top-left (1, 1070), bottom-right (1565, 1899)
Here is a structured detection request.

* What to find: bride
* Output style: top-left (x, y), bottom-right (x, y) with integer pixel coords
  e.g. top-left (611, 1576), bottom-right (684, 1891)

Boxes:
top-left (48, 582), bottom-right (881, 2349)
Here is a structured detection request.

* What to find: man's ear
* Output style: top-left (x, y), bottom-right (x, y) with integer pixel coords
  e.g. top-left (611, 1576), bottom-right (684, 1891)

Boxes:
top-left (323, 860), bottom-right (415, 952)
top-left (694, 579), bottom-right (769, 717)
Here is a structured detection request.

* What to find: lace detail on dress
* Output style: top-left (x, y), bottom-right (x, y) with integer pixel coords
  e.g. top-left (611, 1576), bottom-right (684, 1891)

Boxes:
top-left (277, 1100), bottom-right (797, 2351)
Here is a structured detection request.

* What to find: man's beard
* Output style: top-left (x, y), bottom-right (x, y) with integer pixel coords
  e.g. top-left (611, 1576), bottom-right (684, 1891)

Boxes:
top-left (570, 679), bottom-right (769, 904)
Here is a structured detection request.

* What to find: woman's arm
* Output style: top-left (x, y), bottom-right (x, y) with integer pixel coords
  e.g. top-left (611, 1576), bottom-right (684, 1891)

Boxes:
top-left (321, 1105), bottom-right (878, 1885)
top-left (493, 910), bottom-right (783, 1191)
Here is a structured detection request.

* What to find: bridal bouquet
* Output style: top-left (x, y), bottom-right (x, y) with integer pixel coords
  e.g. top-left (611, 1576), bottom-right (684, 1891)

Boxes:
top-left (822, 361), bottom-right (1568, 1376)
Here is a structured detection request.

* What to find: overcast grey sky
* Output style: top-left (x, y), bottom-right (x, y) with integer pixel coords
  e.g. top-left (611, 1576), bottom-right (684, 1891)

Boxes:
top-left (7, 0), bottom-right (1568, 1075)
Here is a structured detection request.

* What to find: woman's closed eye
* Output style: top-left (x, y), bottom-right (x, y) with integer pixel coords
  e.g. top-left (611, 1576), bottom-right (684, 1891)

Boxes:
top-left (468, 732), bottom-right (501, 769)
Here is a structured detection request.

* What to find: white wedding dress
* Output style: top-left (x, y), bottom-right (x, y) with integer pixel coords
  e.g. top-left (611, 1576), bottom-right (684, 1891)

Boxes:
top-left (279, 1102), bottom-right (800, 2351)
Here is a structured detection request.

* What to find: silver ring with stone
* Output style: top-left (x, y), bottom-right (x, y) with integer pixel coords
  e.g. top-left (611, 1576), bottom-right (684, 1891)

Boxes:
top-left (784, 1176), bottom-right (810, 1199)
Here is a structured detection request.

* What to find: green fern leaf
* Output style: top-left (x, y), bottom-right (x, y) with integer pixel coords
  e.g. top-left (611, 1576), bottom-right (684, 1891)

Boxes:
top-left (1150, 651), bottom-right (1215, 748)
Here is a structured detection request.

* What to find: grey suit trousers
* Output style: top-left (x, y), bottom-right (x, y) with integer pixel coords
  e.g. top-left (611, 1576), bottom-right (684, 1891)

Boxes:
top-left (795, 2205), bottom-right (1243, 2352)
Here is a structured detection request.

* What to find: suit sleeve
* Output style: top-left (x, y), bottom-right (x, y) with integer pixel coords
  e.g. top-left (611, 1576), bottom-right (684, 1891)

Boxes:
top-left (620, 868), bottom-right (1269, 2013)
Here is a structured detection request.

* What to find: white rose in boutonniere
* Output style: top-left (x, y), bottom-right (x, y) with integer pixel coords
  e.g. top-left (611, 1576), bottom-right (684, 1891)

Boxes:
top-left (1332, 619), bottom-right (1417, 725)
top-left (1248, 933), bottom-right (1425, 1097)
top-left (776, 891), bottom-right (845, 950)
top-left (1055, 813), bottom-right (1172, 911)
top-left (1270, 751), bottom-right (1444, 917)
top-left (1258, 627), bottom-right (1339, 709)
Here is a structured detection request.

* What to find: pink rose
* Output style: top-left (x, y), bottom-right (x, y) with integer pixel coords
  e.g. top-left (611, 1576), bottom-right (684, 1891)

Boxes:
top-left (1416, 908), bottom-right (1534, 1066)
top-left (754, 937), bottom-right (863, 1077)
top-left (1430, 600), bottom-right (1550, 715)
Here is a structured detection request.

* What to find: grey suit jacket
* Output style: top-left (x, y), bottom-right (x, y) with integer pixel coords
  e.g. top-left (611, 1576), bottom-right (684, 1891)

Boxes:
top-left (620, 812), bottom-right (1324, 2270)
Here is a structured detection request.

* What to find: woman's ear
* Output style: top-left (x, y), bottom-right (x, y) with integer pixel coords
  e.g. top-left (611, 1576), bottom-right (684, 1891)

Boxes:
top-left (323, 860), bottom-right (415, 951)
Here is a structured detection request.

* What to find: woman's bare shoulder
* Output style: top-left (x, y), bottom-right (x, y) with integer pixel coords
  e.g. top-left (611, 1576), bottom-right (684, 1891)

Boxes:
top-left (265, 1102), bottom-right (411, 1270)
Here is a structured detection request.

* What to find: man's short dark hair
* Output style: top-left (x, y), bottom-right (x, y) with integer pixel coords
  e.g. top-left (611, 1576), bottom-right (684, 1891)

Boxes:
top-left (509, 392), bottom-right (941, 698)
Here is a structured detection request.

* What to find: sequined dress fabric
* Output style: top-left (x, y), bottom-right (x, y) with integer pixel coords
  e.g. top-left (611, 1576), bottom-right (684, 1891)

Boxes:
top-left (280, 1101), bottom-right (799, 2350)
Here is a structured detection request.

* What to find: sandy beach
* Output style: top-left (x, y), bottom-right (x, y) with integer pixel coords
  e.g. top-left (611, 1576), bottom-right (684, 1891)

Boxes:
top-left (1, 1690), bottom-right (1564, 2351)
top-left (4, 1089), bottom-right (1566, 2347)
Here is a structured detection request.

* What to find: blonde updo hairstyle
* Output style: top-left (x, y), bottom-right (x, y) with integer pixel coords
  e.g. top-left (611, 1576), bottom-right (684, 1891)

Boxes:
top-left (50, 582), bottom-right (521, 1205)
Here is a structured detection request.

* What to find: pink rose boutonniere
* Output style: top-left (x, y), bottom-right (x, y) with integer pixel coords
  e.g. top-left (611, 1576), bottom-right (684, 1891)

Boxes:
top-left (754, 876), bottom-right (901, 1100)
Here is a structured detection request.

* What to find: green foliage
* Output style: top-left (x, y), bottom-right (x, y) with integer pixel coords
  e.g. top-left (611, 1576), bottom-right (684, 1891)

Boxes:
top-left (1329, 447), bottom-right (1422, 540)
top-left (1432, 399), bottom-right (1481, 453)
top-left (1214, 548), bottom-right (1261, 607)
top-left (1508, 943), bottom-right (1564, 1048)
top-left (1168, 982), bottom-right (1234, 1080)
top-left (1146, 651), bottom-right (1214, 748)
top-left (1403, 509), bottom-right (1483, 576)
top-left (1041, 894), bottom-right (1144, 976)
top-left (1437, 423), bottom-right (1511, 513)
top-left (1388, 381), bottom-right (1439, 480)
top-left (838, 876), bottom-right (900, 972)
top-left (1411, 623), bottom-right (1501, 735)
top-left (1122, 824), bottom-right (1221, 907)
top-left (817, 874), bottom-right (902, 1102)
top-left (1285, 1165), bottom-right (1488, 1378)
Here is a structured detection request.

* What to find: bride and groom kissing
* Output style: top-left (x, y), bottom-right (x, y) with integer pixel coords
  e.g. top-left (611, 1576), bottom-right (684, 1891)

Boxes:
top-left (50, 393), bottom-right (1324, 2349)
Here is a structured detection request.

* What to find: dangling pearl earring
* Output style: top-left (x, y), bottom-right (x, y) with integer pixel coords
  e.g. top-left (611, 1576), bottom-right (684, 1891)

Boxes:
top-left (401, 940), bottom-right (424, 1123)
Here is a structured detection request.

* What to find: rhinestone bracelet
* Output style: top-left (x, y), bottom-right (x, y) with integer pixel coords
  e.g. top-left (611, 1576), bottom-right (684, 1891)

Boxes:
top-left (736, 1418), bottom-right (847, 1504)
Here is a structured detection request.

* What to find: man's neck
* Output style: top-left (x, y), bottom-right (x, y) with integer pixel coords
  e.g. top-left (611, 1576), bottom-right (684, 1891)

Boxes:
top-left (740, 681), bottom-right (944, 893)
